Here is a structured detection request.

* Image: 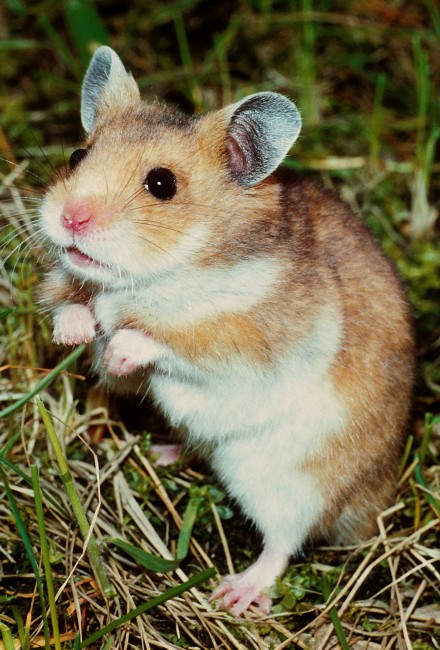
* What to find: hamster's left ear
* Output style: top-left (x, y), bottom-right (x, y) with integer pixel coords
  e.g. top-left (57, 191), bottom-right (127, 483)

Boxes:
top-left (222, 92), bottom-right (301, 187)
top-left (81, 46), bottom-right (140, 133)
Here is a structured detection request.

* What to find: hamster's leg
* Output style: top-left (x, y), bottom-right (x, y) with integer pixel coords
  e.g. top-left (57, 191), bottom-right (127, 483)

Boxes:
top-left (104, 328), bottom-right (167, 376)
top-left (211, 545), bottom-right (289, 616)
top-left (209, 435), bottom-right (325, 615)
top-left (53, 303), bottom-right (96, 345)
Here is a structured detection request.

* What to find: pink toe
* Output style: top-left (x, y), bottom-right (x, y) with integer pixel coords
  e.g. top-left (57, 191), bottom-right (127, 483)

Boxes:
top-left (149, 444), bottom-right (182, 466)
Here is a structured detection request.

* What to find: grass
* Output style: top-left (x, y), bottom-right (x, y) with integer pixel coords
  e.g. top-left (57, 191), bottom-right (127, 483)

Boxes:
top-left (1, 0), bottom-right (440, 648)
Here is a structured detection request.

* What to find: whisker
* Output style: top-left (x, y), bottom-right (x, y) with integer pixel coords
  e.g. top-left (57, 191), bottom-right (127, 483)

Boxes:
top-left (136, 234), bottom-right (182, 265)
top-left (33, 246), bottom-right (52, 269)
top-left (0, 234), bottom-right (35, 260)
top-left (125, 197), bottom-right (245, 224)
top-left (0, 208), bottom-right (40, 222)
top-left (115, 152), bottom-right (144, 203)
top-left (17, 236), bottom-right (46, 279)
top-left (60, 142), bottom-right (68, 180)
top-left (120, 185), bottom-right (147, 212)
top-left (1, 231), bottom-right (41, 273)
top-left (0, 157), bottom-right (46, 187)
top-left (103, 165), bottom-right (109, 203)
top-left (24, 134), bottom-right (66, 187)
top-left (133, 218), bottom-right (201, 239)
top-left (0, 222), bottom-right (34, 239)
top-left (0, 220), bottom-right (40, 243)
top-left (0, 195), bottom-right (42, 207)
top-left (1, 211), bottom-right (41, 239)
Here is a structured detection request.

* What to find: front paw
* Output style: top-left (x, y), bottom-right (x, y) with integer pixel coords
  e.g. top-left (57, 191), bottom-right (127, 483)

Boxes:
top-left (104, 329), bottom-right (166, 377)
top-left (53, 304), bottom-right (96, 346)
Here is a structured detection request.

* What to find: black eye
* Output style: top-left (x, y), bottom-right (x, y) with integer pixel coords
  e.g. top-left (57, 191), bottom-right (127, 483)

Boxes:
top-left (69, 148), bottom-right (88, 170)
top-left (145, 167), bottom-right (177, 200)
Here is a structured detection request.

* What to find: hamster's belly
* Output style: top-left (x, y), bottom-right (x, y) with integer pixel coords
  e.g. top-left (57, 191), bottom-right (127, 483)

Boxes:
top-left (147, 304), bottom-right (346, 445)
top-left (149, 357), bottom-right (347, 453)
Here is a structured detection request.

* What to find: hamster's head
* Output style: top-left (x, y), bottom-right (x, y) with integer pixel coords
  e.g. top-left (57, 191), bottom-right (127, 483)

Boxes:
top-left (40, 46), bottom-right (301, 288)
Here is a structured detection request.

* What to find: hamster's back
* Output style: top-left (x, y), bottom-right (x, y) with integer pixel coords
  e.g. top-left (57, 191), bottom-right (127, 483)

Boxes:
top-left (281, 176), bottom-right (414, 543)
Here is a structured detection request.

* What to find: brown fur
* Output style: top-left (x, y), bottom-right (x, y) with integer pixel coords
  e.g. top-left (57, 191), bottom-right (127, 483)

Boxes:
top-left (38, 269), bottom-right (95, 307)
top-left (292, 180), bottom-right (414, 542)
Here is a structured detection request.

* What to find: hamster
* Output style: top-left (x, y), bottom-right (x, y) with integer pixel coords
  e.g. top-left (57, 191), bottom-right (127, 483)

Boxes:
top-left (38, 46), bottom-right (414, 616)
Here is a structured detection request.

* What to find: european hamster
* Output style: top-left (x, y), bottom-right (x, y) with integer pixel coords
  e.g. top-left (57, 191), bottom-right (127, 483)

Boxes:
top-left (39, 46), bottom-right (414, 616)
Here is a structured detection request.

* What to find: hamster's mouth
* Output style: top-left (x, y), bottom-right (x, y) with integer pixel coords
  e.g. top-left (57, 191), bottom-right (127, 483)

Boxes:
top-left (66, 246), bottom-right (103, 269)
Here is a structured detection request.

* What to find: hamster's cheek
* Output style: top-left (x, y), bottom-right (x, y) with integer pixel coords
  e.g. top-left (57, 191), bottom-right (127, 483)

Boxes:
top-left (89, 220), bottom-right (209, 279)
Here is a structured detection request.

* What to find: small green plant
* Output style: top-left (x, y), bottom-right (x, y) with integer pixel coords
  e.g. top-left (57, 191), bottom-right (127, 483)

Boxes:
top-left (409, 34), bottom-right (440, 239)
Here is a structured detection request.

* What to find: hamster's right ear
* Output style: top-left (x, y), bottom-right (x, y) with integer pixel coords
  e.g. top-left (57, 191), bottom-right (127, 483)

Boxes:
top-left (81, 46), bottom-right (140, 133)
top-left (220, 92), bottom-right (301, 187)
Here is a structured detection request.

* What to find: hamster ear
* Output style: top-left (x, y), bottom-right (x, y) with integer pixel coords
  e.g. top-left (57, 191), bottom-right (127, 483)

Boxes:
top-left (223, 92), bottom-right (301, 187)
top-left (81, 46), bottom-right (140, 133)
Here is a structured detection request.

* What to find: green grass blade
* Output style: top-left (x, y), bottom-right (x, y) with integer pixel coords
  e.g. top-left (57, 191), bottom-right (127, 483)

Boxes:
top-left (38, 15), bottom-right (79, 76)
top-left (36, 396), bottom-right (116, 598)
top-left (414, 453), bottom-right (440, 515)
top-left (31, 465), bottom-right (61, 650)
top-left (79, 567), bottom-right (216, 648)
top-left (0, 344), bottom-right (85, 419)
top-left (0, 39), bottom-right (42, 49)
top-left (10, 605), bottom-right (26, 649)
top-left (148, 0), bottom-right (202, 26)
top-left (424, 0), bottom-right (440, 36)
top-left (321, 574), bottom-right (350, 650)
top-left (5, 0), bottom-right (26, 14)
top-left (105, 537), bottom-right (179, 572)
top-left (0, 455), bottom-right (63, 513)
top-left (65, 0), bottom-right (110, 65)
top-left (0, 307), bottom-right (15, 319)
top-left (0, 466), bottom-right (51, 648)
top-left (0, 623), bottom-right (15, 650)
top-left (370, 73), bottom-right (386, 161)
top-left (419, 412), bottom-right (435, 466)
top-left (0, 595), bottom-right (16, 604)
top-left (0, 432), bottom-right (21, 458)
top-left (176, 494), bottom-right (203, 561)
top-left (0, 466), bottom-right (40, 577)
top-left (173, 11), bottom-right (202, 108)
top-left (398, 434), bottom-right (414, 476)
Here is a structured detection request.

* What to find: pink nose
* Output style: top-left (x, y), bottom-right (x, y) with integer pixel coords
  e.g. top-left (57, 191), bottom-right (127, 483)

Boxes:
top-left (62, 198), bottom-right (93, 232)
